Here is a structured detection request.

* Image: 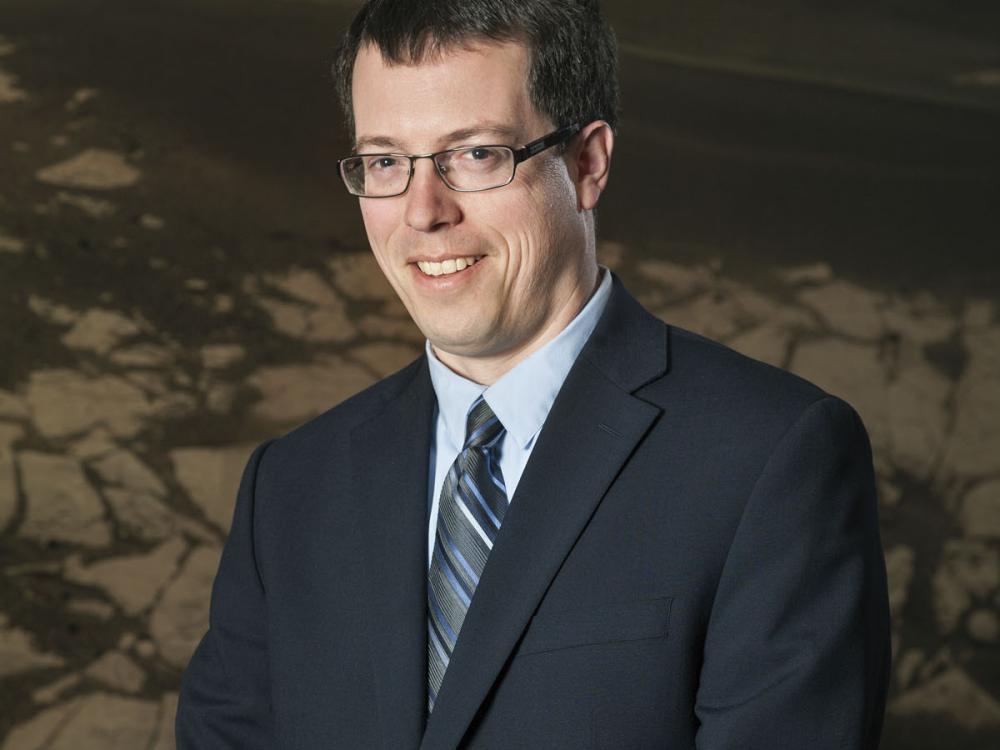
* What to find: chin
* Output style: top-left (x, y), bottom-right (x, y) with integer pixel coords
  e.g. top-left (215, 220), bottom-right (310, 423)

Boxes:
top-left (427, 335), bottom-right (478, 357)
top-left (427, 329), bottom-right (495, 357)
top-left (423, 317), bottom-right (490, 349)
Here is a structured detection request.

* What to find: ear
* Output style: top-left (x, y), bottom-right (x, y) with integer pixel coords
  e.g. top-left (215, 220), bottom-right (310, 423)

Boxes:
top-left (570, 120), bottom-right (614, 211)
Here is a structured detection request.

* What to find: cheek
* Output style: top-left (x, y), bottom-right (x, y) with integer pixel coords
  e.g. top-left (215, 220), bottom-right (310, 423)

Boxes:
top-left (360, 202), bottom-right (398, 249)
top-left (496, 174), bottom-right (563, 249)
top-left (511, 179), bottom-right (570, 263)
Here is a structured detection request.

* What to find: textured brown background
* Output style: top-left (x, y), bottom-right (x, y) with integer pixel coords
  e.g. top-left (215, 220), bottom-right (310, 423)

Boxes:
top-left (1, 0), bottom-right (999, 747)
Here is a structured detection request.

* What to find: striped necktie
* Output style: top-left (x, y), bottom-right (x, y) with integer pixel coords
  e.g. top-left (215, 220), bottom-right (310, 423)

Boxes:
top-left (427, 395), bottom-right (508, 712)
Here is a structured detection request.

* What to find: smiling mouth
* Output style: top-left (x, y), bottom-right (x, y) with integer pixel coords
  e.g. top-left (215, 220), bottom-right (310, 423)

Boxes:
top-left (415, 255), bottom-right (484, 277)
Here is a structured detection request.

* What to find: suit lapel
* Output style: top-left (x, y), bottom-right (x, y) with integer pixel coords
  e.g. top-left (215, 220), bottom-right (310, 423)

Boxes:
top-left (351, 359), bottom-right (436, 750)
top-left (420, 277), bottom-right (669, 750)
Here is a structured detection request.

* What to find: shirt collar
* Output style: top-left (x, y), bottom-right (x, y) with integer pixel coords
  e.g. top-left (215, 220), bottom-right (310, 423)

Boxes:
top-left (426, 267), bottom-right (613, 449)
top-left (426, 352), bottom-right (485, 450)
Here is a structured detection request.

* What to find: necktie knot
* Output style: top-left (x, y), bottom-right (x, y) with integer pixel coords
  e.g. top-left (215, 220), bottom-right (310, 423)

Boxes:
top-left (463, 395), bottom-right (505, 450)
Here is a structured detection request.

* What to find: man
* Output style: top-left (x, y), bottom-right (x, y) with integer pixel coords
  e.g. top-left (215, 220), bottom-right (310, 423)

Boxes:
top-left (176, 1), bottom-right (891, 747)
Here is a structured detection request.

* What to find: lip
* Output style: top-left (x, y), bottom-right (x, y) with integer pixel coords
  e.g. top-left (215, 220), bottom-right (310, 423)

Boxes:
top-left (406, 253), bottom-right (484, 264)
top-left (409, 255), bottom-right (485, 290)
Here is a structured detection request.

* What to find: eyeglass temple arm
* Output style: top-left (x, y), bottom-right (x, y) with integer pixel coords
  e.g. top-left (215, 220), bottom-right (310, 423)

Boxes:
top-left (511, 123), bottom-right (581, 164)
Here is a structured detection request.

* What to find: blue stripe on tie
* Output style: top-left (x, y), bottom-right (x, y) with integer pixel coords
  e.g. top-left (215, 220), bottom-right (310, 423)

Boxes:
top-left (443, 461), bottom-right (461, 496)
top-left (433, 543), bottom-right (472, 607)
top-left (439, 521), bottom-right (480, 585)
top-left (455, 480), bottom-right (498, 542)
top-left (485, 451), bottom-right (507, 494)
top-left (465, 415), bottom-right (499, 447)
top-left (482, 428), bottom-right (504, 450)
top-left (460, 471), bottom-right (501, 528)
top-left (427, 584), bottom-right (459, 645)
top-left (428, 607), bottom-right (454, 656)
top-left (434, 535), bottom-right (476, 596)
top-left (428, 620), bottom-right (449, 663)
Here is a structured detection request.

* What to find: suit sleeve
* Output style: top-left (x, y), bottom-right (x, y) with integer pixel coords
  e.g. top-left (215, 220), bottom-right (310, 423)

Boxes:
top-left (694, 396), bottom-right (891, 749)
top-left (175, 440), bottom-right (275, 749)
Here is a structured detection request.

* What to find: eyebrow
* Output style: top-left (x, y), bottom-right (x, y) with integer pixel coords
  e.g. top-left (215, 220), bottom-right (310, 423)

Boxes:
top-left (354, 123), bottom-right (522, 153)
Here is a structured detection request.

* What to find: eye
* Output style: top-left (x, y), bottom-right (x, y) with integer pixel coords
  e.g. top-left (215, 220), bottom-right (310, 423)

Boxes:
top-left (469, 147), bottom-right (498, 161)
top-left (368, 156), bottom-right (399, 170)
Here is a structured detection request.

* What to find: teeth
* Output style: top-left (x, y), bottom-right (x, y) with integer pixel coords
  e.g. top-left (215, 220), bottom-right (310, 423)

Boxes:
top-left (417, 255), bottom-right (481, 277)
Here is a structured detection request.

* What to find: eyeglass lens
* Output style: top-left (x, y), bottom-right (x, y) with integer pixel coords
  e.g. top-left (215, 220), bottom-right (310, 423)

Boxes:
top-left (341, 146), bottom-right (516, 197)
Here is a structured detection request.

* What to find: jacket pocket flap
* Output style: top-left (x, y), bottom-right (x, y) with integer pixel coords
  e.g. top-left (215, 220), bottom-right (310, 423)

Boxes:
top-left (518, 596), bottom-right (673, 656)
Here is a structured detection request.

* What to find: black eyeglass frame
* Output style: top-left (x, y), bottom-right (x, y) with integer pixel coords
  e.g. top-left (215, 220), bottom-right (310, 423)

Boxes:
top-left (337, 122), bottom-right (582, 198)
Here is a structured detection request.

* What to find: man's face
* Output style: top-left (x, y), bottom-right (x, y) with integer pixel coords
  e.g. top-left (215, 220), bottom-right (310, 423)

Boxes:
top-left (351, 40), bottom-right (597, 372)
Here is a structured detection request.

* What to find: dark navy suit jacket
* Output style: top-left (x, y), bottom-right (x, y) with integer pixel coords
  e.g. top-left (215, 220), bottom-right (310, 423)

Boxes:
top-left (176, 275), bottom-right (891, 749)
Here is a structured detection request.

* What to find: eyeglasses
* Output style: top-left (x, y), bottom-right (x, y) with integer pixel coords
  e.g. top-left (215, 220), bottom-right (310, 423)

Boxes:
top-left (337, 123), bottom-right (580, 198)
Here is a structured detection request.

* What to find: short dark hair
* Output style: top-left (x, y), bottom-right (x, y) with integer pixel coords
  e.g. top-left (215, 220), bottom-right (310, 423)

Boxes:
top-left (332, 0), bottom-right (619, 144)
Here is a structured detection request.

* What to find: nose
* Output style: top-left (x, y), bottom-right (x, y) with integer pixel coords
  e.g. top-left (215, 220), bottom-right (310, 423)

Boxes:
top-left (403, 157), bottom-right (462, 233)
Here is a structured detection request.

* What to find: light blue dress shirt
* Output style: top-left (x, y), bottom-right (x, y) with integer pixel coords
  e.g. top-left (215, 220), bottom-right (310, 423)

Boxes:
top-left (425, 268), bottom-right (613, 565)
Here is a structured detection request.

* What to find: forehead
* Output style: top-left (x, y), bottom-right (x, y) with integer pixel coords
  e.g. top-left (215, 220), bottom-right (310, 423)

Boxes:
top-left (351, 40), bottom-right (540, 149)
